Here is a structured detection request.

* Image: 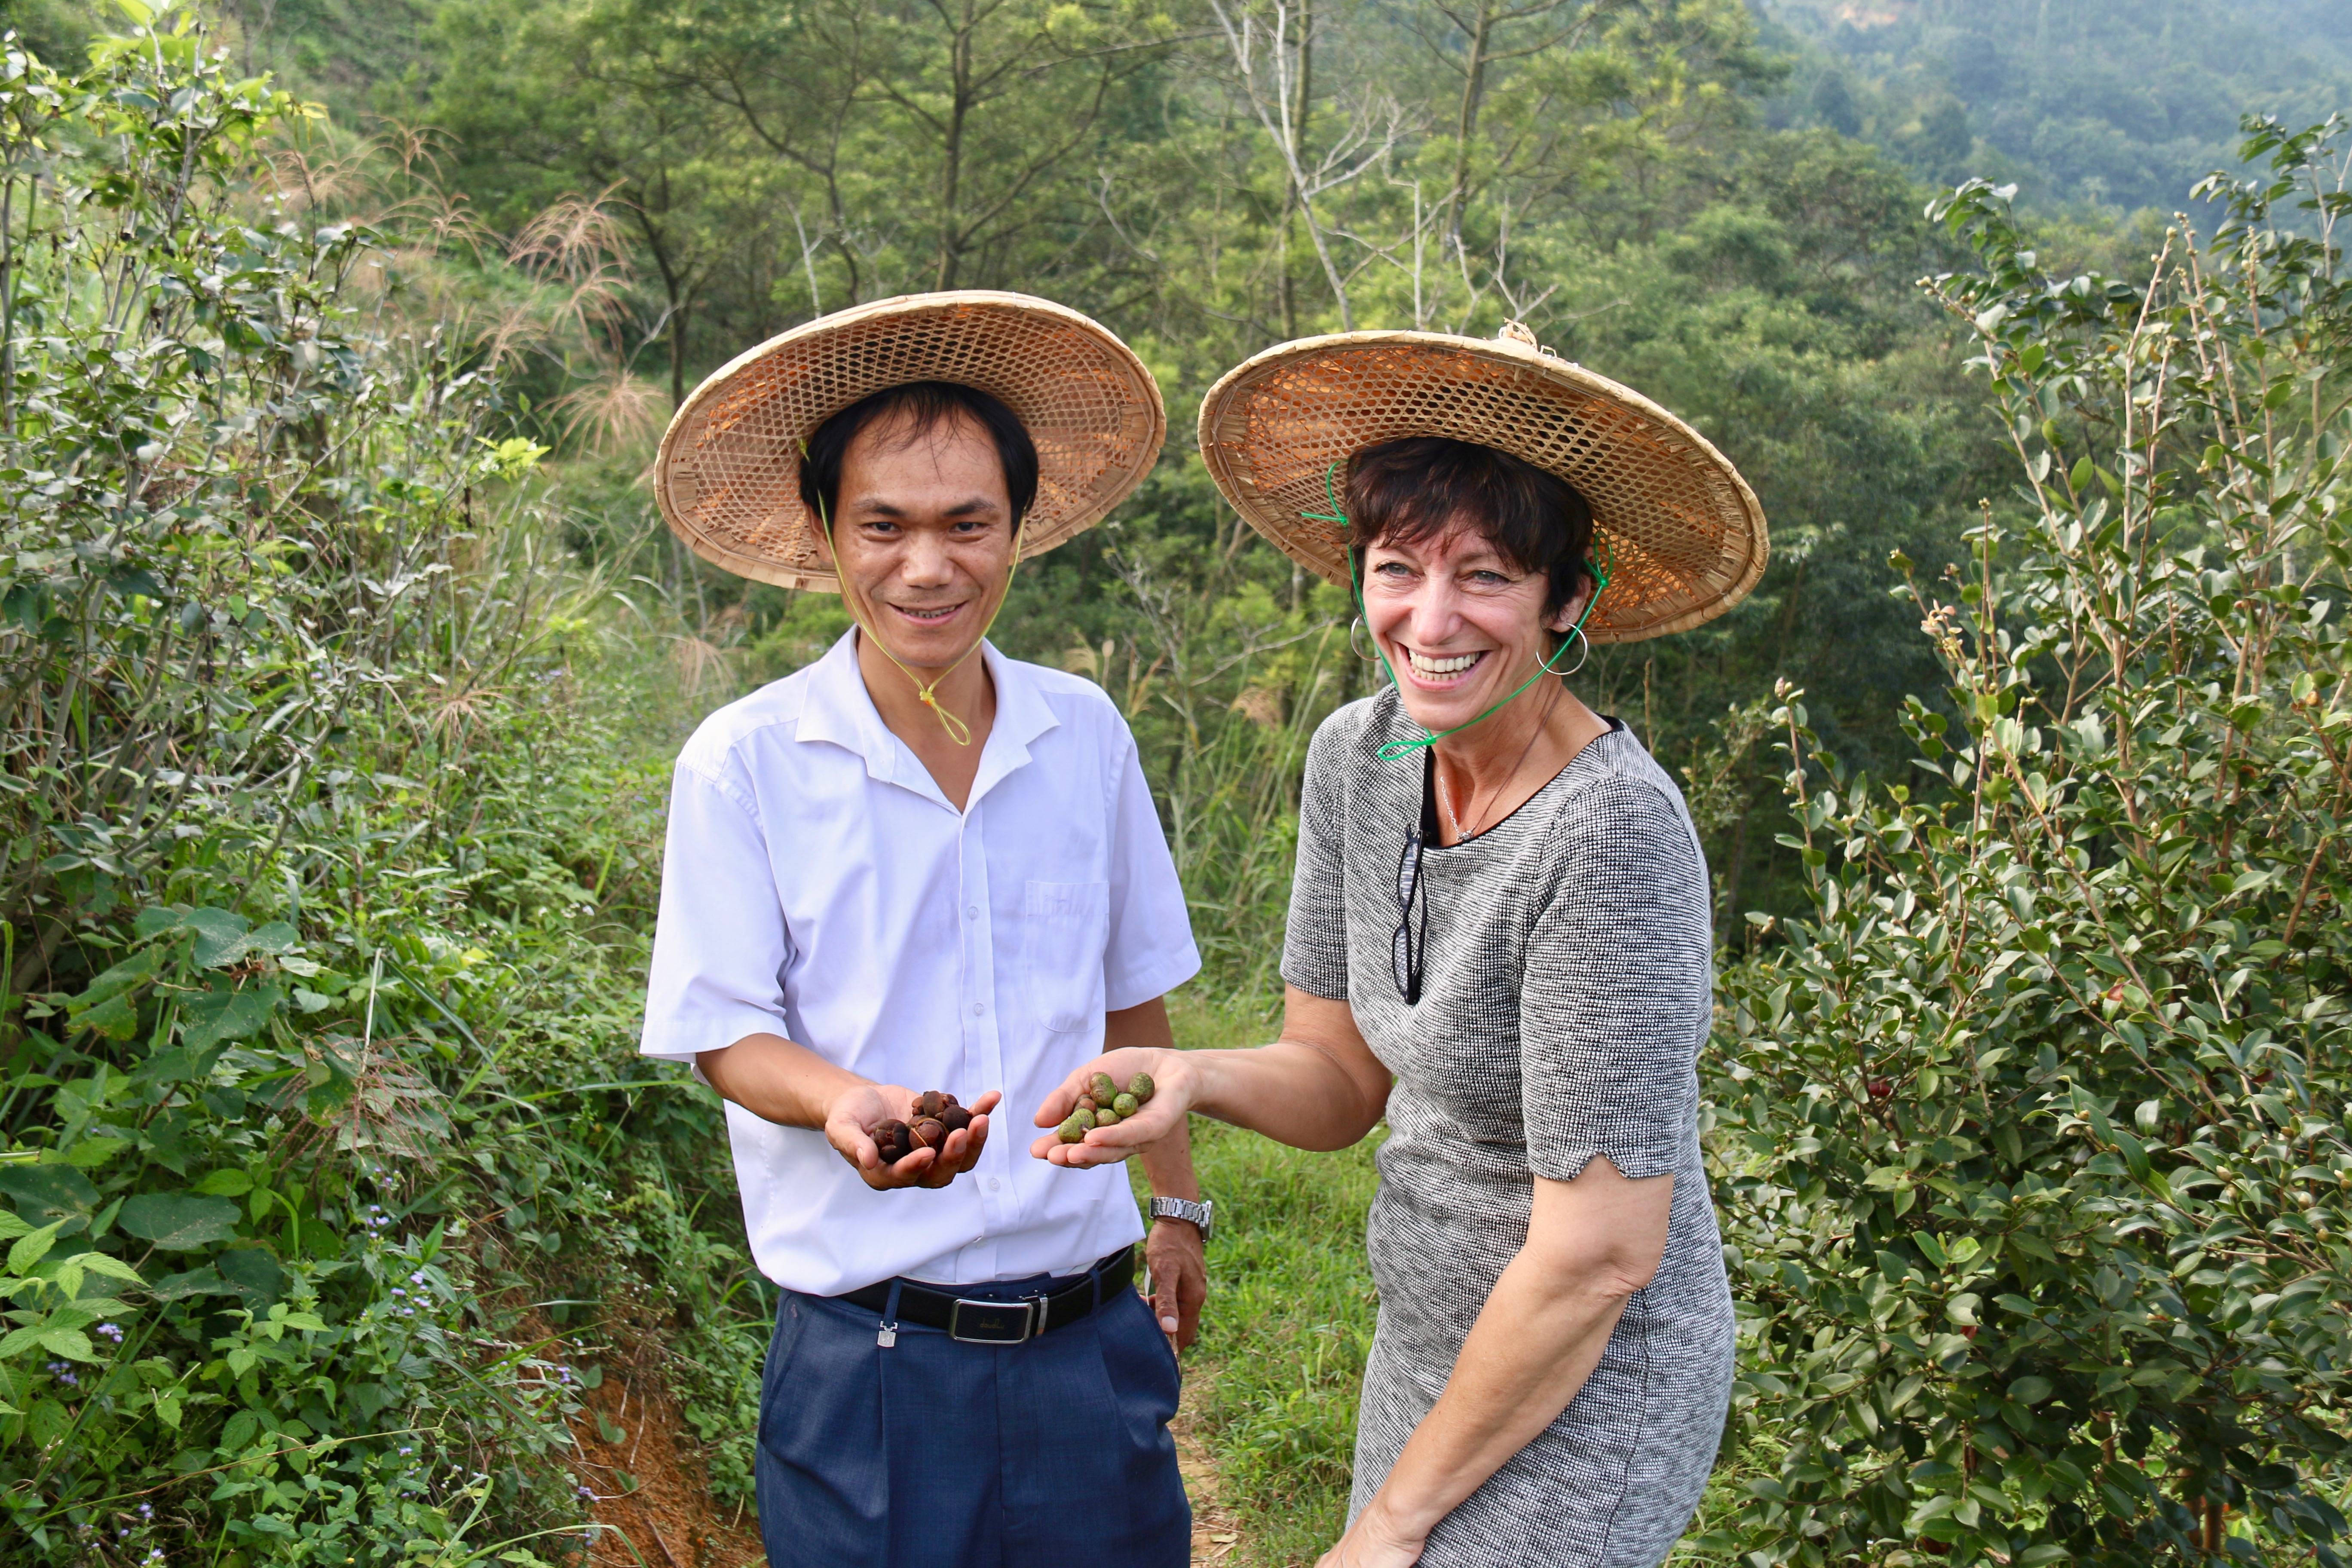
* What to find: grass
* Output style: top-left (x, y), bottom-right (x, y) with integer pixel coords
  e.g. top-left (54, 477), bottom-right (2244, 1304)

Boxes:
top-left (1153, 992), bottom-right (1766, 1568)
top-left (1153, 992), bottom-right (1383, 1567)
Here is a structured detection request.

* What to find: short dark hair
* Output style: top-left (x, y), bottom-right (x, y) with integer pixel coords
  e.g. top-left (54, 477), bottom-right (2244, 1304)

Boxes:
top-left (1344, 437), bottom-right (1595, 619)
top-left (797, 380), bottom-right (1040, 533)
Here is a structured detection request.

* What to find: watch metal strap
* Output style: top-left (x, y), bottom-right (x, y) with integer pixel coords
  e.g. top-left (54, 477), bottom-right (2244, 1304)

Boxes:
top-left (1150, 1196), bottom-right (1213, 1240)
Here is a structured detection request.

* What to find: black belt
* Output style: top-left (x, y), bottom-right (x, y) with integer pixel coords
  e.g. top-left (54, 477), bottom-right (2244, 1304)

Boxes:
top-left (833, 1246), bottom-right (1133, 1344)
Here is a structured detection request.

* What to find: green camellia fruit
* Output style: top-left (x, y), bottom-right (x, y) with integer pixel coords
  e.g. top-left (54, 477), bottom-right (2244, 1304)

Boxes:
top-left (1127, 1073), bottom-right (1155, 1104)
top-left (1112, 1093), bottom-right (1139, 1118)
top-left (1057, 1112), bottom-right (1093, 1144)
top-left (1094, 1107), bottom-right (1121, 1128)
top-left (1090, 1072), bottom-right (1120, 1104)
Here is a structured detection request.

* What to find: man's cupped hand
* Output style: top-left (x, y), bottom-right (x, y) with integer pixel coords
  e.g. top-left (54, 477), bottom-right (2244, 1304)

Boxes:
top-left (828, 1084), bottom-right (1002, 1190)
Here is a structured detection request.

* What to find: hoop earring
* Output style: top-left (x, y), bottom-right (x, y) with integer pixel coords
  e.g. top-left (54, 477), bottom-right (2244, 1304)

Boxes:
top-left (1350, 617), bottom-right (1379, 663)
top-left (1553, 623), bottom-right (1590, 678)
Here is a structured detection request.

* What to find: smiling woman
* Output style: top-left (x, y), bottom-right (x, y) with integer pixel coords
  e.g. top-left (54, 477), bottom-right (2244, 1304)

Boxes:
top-left (1032, 323), bottom-right (1770, 1568)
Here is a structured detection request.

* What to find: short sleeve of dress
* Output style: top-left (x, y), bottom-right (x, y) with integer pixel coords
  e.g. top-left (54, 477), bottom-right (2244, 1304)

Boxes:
top-left (1280, 707), bottom-right (1358, 1001)
top-left (1520, 777), bottom-right (1713, 1182)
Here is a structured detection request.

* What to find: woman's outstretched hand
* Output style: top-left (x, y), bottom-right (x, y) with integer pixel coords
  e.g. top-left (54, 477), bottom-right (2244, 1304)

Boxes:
top-left (1028, 1047), bottom-right (1190, 1167)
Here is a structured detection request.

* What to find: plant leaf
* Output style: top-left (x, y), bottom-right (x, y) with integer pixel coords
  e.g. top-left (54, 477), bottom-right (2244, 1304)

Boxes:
top-left (115, 1194), bottom-right (241, 1250)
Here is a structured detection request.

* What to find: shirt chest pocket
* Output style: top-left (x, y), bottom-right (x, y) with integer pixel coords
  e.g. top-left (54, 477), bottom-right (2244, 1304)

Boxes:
top-left (1023, 879), bottom-right (1109, 1035)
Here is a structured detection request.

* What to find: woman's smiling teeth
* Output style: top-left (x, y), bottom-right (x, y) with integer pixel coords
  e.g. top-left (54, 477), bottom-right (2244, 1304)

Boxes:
top-left (1406, 647), bottom-right (1485, 679)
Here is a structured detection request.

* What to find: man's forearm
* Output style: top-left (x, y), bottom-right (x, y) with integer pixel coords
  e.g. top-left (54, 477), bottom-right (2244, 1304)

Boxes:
top-left (1106, 996), bottom-right (1200, 1203)
top-left (698, 1032), bottom-right (869, 1128)
top-left (1138, 1112), bottom-right (1200, 1204)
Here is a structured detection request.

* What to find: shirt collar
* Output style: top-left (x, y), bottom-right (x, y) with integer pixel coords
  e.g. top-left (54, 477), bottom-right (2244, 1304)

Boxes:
top-left (796, 628), bottom-right (1060, 812)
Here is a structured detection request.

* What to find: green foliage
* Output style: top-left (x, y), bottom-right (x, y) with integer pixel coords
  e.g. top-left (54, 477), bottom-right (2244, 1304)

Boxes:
top-left (1705, 119), bottom-right (2352, 1565)
top-left (0, 10), bottom-right (769, 1561)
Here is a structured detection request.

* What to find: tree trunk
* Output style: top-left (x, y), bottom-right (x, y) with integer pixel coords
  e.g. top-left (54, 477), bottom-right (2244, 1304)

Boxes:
top-left (1278, 0), bottom-right (1313, 337)
top-left (1446, 0), bottom-right (1494, 257)
top-left (936, 0), bottom-right (974, 290)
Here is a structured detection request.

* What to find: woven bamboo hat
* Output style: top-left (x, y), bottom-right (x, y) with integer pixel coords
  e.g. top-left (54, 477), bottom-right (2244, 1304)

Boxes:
top-left (654, 291), bottom-right (1167, 591)
top-left (1197, 323), bottom-right (1767, 643)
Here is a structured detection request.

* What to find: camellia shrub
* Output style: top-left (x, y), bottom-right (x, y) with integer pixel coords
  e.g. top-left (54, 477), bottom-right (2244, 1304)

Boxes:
top-left (1705, 119), bottom-right (2352, 1565)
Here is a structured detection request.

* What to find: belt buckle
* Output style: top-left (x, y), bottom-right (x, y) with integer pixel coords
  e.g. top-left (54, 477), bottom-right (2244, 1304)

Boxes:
top-left (949, 1296), bottom-right (1038, 1344)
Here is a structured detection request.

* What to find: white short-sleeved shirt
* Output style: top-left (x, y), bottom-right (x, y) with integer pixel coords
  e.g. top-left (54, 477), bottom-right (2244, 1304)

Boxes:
top-left (640, 631), bottom-right (1200, 1297)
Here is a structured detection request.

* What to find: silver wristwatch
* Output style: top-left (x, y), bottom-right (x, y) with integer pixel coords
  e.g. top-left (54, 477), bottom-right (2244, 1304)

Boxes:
top-left (1149, 1196), bottom-right (1213, 1241)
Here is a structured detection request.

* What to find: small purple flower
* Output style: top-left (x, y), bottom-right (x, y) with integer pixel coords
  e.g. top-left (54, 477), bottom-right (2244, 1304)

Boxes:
top-left (398, 1446), bottom-right (413, 1456)
top-left (390, 1287), bottom-right (405, 1298)
top-left (95, 1323), bottom-right (125, 1343)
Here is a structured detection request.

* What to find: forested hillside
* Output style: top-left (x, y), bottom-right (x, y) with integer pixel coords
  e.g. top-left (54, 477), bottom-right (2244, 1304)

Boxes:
top-left (1766, 0), bottom-right (2352, 214)
top-left (5, 2), bottom-right (2352, 1565)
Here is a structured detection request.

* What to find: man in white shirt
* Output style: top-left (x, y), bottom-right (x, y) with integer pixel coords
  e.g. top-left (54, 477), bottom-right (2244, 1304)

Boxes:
top-left (640, 294), bottom-right (1207, 1567)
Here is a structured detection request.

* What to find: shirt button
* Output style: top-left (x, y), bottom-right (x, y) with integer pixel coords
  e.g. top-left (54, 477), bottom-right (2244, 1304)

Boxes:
top-left (966, 905), bottom-right (978, 919)
top-left (989, 1177), bottom-right (1001, 1191)
top-left (973, 1002), bottom-right (984, 1016)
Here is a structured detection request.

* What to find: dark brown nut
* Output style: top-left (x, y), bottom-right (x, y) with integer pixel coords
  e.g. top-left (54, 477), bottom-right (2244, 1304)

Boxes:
top-left (914, 1090), bottom-right (952, 1121)
top-left (1057, 1113), bottom-right (1093, 1144)
top-left (1126, 1072), bottom-right (1155, 1104)
top-left (1112, 1093), bottom-right (1139, 1118)
top-left (910, 1118), bottom-right (946, 1151)
top-left (872, 1119), bottom-right (913, 1164)
top-left (938, 1105), bottom-right (974, 1136)
top-left (1090, 1072), bottom-right (1120, 1105)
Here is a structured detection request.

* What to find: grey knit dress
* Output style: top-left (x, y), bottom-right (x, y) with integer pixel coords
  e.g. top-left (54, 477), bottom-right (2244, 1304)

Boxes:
top-left (1283, 689), bottom-right (1733, 1568)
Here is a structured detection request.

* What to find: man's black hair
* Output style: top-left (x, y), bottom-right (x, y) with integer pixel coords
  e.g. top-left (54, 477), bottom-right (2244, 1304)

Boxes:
top-left (797, 381), bottom-right (1040, 532)
top-left (1344, 436), bottom-right (1595, 619)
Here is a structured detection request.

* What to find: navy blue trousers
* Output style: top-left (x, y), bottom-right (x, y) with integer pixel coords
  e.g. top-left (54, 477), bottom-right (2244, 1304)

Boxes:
top-left (756, 1263), bottom-right (1190, 1568)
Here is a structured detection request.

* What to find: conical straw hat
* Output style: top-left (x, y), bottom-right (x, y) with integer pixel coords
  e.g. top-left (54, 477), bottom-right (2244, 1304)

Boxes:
top-left (1197, 324), bottom-right (1767, 643)
top-left (655, 291), bottom-right (1167, 592)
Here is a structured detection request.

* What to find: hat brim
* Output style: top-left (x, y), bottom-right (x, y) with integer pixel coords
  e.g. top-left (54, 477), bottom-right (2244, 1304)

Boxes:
top-left (655, 291), bottom-right (1167, 592)
top-left (1196, 331), bottom-right (1766, 644)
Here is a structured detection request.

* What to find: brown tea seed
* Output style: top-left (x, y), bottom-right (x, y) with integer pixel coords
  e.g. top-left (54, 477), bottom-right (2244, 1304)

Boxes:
top-left (913, 1090), bottom-right (951, 1121)
top-left (910, 1118), bottom-right (946, 1150)
top-left (872, 1119), bottom-right (913, 1164)
top-left (938, 1105), bottom-right (974, 1136)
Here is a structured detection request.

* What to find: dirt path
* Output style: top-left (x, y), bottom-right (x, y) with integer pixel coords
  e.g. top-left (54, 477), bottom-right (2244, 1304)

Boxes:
top-left (574, 1374), bottom-right (766, 1568)
top-left (1176, 1406), bottom-right (1248, 1565)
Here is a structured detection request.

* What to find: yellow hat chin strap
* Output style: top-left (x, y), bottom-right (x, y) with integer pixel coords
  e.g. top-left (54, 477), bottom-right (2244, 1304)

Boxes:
top-left (833, 538), bottom-right (1021, 749)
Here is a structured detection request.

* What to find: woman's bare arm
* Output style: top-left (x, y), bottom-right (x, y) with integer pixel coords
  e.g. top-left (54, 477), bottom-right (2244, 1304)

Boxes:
top-left (1028, 986), bottom-right (1392, 1164)
top-left (1325, 1160), bottom-right (1676, 1563)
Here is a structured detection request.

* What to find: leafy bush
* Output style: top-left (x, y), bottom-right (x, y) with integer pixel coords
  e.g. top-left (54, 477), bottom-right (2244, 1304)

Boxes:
top-left (0, 12), bottom-right (767, 1561)
top-left (1706, 119), bottom-right (2352, 1565)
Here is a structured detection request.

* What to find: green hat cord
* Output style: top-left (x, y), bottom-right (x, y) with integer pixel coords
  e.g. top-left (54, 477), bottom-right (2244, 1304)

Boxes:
top-left (1302, 461), bottom-right (1611, 763)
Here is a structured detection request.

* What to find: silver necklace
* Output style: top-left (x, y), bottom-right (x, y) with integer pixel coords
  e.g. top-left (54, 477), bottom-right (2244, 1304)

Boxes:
top-left (1436, 685), bottom-right (1557, 842)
